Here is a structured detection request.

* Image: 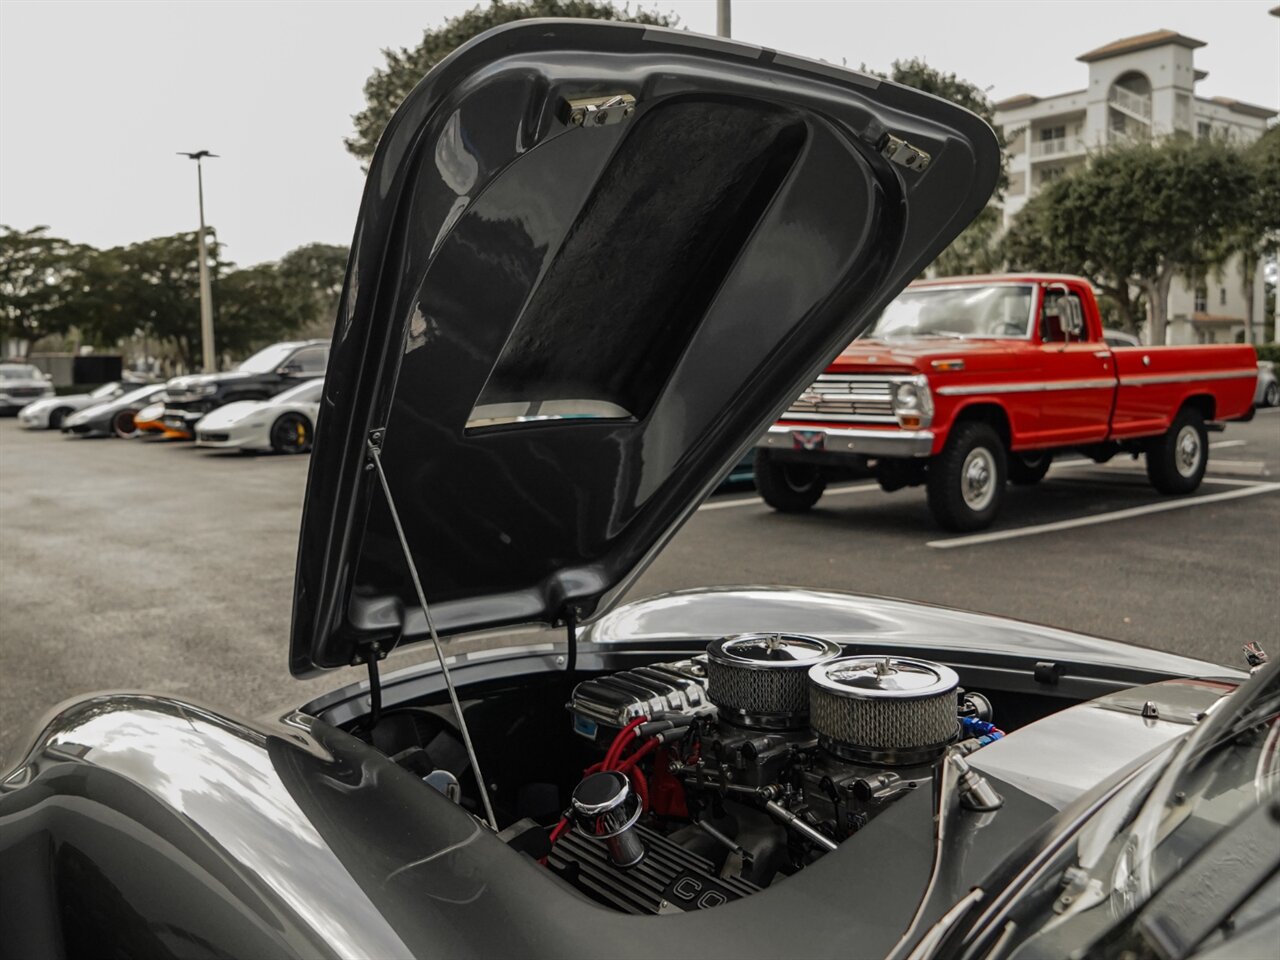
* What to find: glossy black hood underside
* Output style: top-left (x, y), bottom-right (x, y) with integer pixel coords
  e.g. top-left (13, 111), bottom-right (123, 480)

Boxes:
top-left (292, 20), bottom-right (1000, 675)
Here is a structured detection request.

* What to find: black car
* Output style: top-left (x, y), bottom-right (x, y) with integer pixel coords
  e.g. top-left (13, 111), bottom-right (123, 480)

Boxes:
top-left (159, 339), bottom-right (329, 435)
top-left (3, 21), bottom-right (1275, 960)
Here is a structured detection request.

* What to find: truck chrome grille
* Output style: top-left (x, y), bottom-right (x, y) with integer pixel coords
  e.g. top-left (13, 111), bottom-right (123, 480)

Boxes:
top-left (785, 374), bottom-right (896, 422)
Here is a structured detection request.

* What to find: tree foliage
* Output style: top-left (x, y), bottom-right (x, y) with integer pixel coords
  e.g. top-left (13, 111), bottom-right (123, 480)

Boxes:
top-left (346, 0), bottom-right (678, 165)
top-left (1002, 138), bottom-right (1258, 341)
top-left (0, 227), bottom-right (349, 368)
top-left (0, 226), bottom-right (95, 345)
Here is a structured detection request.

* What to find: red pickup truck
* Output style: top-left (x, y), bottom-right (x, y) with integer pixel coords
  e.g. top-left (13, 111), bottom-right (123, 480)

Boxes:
top-left (755, 274), bottom-right (1258, 531)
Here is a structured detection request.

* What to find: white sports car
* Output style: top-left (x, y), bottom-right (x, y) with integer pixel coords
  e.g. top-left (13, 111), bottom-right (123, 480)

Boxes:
top-left (194, 378), bottom-right (323, 454)
top-left (17, 381), bottom-right (127, 429)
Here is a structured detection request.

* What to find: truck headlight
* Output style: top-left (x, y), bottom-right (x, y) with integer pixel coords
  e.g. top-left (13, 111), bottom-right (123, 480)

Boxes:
top-left (892, 376), bottom-right (933, 429)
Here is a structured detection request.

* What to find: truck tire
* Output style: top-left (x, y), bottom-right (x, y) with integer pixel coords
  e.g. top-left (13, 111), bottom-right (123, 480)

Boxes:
top-left (1146, 408), bottom-right (1207, 495)
top-left (926, 422), bottom-right (1006, 531)
top-left (754, 451), bottom-right (826, 512)
top-left (1008, 451), bottom-right (1052, 485)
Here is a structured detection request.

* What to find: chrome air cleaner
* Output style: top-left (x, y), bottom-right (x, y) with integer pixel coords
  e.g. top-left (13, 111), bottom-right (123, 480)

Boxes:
top-left (808, 656), bottom-right (959, 765)
top-left (706, 634), bottom-right (842, 730)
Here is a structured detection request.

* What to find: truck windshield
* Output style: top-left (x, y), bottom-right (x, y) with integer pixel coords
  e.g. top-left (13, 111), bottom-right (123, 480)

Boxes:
top-left (872, 284), bottom-right (1035, 340)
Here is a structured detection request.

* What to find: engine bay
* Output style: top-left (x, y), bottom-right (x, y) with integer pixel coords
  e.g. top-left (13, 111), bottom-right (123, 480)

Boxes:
top-left (357, 633), bottom-right (1013, 917)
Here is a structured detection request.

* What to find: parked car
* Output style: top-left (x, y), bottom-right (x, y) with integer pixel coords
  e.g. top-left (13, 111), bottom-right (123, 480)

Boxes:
top-left (130, 399), bottom-right (171, 436)
top-left (194, 377), bottom-right (324, 453)
top-left (1256, 360), bottom-right (1278, 407)
top-left (3, 22), bottom-right (1275, 960)
top-left (16, 381), bottom-right (127, 429)
top-left (755, 274), bottom-right (1257, 530)
top-left (159, 339), bottom-right (328, 437)
top-left (0, 362), bottom-right (54, 416)
top-left (61, 383), bottom-right (168, 437)
top-left (1102, 327), bottom-right (1141, 348)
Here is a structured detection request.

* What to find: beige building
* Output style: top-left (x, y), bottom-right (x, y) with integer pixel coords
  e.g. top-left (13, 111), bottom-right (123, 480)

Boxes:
top-left (994, 29), bottom-right (1275, 345)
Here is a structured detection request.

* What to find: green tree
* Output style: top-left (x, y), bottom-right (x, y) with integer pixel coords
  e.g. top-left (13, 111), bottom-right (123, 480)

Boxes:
top-left (0, 225), bottom-right (96, 350)
top-left (277, 242), bottom-right (349, 336)
top-left (346, 0), bottom-right (678, 165)
top-left (88, 231), bottom-right (221, 368)
top-left (1212, 127), bottom-right (1280, 343)
top-left (1002, 139), bottom-right (1255, 343)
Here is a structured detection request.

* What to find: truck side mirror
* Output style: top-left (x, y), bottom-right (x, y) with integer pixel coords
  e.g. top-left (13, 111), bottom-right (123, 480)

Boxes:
top-left (1060, 296), bottom-right (1084, 339)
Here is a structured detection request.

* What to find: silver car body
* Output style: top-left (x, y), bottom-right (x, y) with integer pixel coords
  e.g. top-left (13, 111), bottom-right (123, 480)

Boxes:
top-left (1254, 359), bottom-right (1277, 406)
top-left (194, 378), bottom-right (324, 452)
top-left (17, 382), bottom-right (126, 428)
top-left (0, 363), bottom-right (54, 414)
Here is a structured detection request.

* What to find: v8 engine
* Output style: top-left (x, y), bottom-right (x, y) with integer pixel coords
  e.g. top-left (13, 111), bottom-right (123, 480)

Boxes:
top-left (548, 634), bottom-right (1000, 915)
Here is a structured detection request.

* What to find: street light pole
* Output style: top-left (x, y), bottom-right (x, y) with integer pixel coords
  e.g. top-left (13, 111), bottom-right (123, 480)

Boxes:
top-left (178, 150), bottom-right (218, 372)
top-left (716, 0), bottom-right (731, 38)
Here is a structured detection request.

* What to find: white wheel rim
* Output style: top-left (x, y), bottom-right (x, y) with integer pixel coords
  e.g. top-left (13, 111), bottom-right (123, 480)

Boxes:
top-left (1175, 425), bottom-right (1202, 478)
top-left (961, 447), bottom-right (997, 511)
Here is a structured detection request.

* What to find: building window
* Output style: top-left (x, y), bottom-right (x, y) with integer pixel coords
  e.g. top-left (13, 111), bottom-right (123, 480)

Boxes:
top-left (1194, 285), bottom-right (1208, 313)
top-left (1039, 125), bottom-right (1065, 142)
top-left (1220, 287), bottom-right (1227, 307)
top-left (1197, 121), bottom-right (1212, 140)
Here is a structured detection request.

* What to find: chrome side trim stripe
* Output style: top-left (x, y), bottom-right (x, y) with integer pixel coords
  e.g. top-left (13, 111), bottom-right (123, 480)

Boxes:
top-left (1117, 369), bottom-right (1258, 386)
top-left (935, 378), bottom-right (1115, 396)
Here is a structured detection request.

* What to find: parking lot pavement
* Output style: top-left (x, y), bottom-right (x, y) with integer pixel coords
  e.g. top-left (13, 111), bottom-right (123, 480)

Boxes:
top-left (2, 412), bottom-right (1277, 766)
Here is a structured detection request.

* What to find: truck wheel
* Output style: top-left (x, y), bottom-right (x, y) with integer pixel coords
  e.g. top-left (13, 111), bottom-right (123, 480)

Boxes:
top-left (1265, 382), bottom-right (1279, 408)
top-left (753, 451), bottom-right (826, 512)
top-left (1146, 408), bottom-right (1207, 494)
top-left (1008, 451), bottom-right (1052, 485)
top-left (926, 422), bottom-right (1006, 531)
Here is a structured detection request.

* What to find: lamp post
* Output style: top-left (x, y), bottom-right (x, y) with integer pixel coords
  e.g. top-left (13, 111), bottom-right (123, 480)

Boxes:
top-left (178, 150), bottom-right (218, 372)
top-left (716, 0), bottom-right (731, 38)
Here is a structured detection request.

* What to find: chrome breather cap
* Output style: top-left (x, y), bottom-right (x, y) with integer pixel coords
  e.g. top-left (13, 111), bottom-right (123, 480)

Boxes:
top-left (570, 771), bottom-right (645, 868)
top-left (808, 656), bottom-right (959, 699)
top-left (707, 633), bottom-right (843, 670)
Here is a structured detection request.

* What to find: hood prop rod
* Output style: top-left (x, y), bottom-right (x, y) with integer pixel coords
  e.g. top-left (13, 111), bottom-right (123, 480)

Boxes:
top-left (366, 434), bottom-right (499, 832)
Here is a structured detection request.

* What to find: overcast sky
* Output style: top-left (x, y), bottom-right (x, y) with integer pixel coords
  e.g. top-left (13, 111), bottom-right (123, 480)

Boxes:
top-left (2, 0), bottom-right (1276, 266)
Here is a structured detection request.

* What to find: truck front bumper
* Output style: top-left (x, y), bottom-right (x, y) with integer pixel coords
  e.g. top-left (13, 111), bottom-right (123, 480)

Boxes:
top-left (757, 425), bottom-right (935, 458)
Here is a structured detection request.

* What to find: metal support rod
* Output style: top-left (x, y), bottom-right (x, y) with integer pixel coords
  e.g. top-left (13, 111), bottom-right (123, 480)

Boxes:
top-left (179, 150), bottom-right (218, 373)
top-left (716, 0), bottom-right (731, 38)
top-left (367, 441), bottom-right (499, 831)
top-left (194, 160), bottom-right (215, 372)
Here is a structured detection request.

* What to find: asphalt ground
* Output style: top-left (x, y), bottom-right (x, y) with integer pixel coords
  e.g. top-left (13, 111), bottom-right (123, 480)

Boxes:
top-left (2, 410), bottom-right (1277, 767)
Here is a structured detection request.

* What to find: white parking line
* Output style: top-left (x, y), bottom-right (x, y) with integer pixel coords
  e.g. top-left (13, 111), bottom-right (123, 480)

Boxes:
top-left (927, 482), bottom-right (1280, 550)
top-left (1210, 439), bottom-right (1247, 450)
top-left (699, 482), bottom-right (878, 511)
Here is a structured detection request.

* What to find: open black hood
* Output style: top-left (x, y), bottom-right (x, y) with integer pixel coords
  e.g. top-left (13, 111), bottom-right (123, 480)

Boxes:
top-left (291, 19), bottom-right (1000, 675)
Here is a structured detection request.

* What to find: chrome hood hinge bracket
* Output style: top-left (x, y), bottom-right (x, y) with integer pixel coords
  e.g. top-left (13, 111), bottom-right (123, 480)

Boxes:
top-left (365, 429), bottom-right (498, 830)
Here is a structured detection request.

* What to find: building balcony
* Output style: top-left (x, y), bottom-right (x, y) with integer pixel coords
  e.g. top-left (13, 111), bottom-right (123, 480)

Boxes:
top-left (1108, 86), bottom-right (1152, 121)
top-left (1030, 137), bottom-right (1086, 160)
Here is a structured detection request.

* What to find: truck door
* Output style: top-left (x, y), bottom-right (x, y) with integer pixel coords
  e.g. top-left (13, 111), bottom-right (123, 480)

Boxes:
top-left (1032, 284), bottom-right (1115, 447)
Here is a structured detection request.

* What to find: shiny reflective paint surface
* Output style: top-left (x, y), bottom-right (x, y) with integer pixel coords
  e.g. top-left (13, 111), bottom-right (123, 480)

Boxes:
top-left (581, 587), bottom-right (1245, 685)
top-left (291, 19), bottom-right (1001, 675)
